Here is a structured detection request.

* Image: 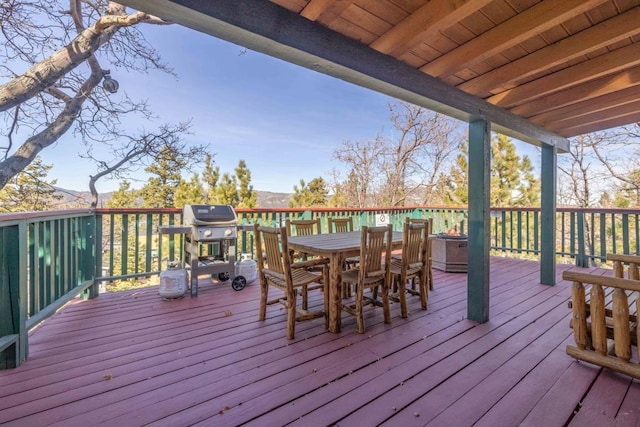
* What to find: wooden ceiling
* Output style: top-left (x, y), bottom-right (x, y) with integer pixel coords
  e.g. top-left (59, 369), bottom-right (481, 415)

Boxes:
top-left (270, 0), bottom-right (640, 138)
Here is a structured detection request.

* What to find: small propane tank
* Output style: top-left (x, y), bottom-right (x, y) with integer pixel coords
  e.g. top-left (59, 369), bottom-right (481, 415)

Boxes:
top-left (235, 253), bottom-right (257, 283)
top-left (159, 261), bottom-right (188, 299)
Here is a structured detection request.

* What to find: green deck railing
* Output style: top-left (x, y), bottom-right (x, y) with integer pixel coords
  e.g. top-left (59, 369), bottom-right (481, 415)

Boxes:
top-left (2, 205), bottom-right (639, 368)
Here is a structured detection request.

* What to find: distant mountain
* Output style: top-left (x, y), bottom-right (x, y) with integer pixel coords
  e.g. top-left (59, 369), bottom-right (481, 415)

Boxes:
top-left (53, 187), bottom-right (112, 208)
top-left (256, 191), bottom-right (291, 208)
top-left (53, 188), bottom-right (291, 209)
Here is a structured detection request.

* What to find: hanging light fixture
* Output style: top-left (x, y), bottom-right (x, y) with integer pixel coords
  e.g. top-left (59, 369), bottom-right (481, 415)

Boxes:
top-left (102, 70), bottom-right (119, 93)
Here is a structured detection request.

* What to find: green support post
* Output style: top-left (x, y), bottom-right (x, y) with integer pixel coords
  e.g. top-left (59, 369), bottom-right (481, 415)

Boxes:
top-left (467, 117), bottom-right (491, 323)
top-left (541, 144), bottom-right (557, 285)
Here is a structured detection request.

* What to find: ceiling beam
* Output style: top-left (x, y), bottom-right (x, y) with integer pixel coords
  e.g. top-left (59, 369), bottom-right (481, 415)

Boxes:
top-left (511, 67), bottom-right (640, 118)
top-left (488, 43), bottom-right (640, 109)
top-left (116, 0), bottom-right (569, 151)
top-left (300, 0), bottom-right (353, 24)
top-left (529, 85), bottom-right (640, 128)
top-left (369, 0), bottom-right (492, 57)
top-left (420, 0), bottom-right (608, 79)
top-left (554, 111), bottom-right (640, 137)
top-left (458, 5), bottom-right (640, 97)
top-left (546, 99), bottom-right (640, 136)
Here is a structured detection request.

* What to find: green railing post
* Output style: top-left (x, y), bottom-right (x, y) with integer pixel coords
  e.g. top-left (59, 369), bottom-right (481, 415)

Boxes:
top-left (576, 211), bottom-right (588, 267)
top-left (622, 213), bottom-right (630, 255)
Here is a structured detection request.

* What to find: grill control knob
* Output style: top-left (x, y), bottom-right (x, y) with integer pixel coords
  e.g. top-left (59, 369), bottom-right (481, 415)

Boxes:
top-left (203, 229), bottom-right (212, 238)
top-left (225, 229), bottom-right (232, 237)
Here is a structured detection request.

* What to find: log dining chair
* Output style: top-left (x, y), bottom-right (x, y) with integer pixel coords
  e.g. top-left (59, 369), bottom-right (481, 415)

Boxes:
top-left (327, 217), bottom-right (354, 233)
top-left (328, 216), bottom-right (359, 294)
top-left (254, 224), bottom-right (329, 339)
top-left (341, 224), bottom-right (393, 334)
top-left (285, 217), bottom-right (324, 264)
top-left (285, 218), bottom-right (322, 236)
top-left (389, 220), bottom-right (429, 317)
top-left (395, 217), bottom-right (434, 291)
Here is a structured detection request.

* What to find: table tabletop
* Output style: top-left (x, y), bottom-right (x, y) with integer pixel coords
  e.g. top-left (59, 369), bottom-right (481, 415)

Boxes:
top-left (288, 231), bottom-right (403, 256)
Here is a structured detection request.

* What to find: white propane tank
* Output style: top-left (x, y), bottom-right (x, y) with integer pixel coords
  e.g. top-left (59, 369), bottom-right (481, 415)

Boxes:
top-left (159, 261), bottom-right (188, 299)
top-left (235, 253), bottom-right (257, 283)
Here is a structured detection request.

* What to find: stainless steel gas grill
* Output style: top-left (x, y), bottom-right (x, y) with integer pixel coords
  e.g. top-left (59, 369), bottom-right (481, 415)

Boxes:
top-left (182, 204), bottom-right (246, 296)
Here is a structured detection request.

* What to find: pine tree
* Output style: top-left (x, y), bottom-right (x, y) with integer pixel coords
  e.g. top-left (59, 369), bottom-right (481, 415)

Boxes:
top-left (139, 145), bottom-right (186, 208)
top-left (289, 177), bottom-right (328, 207)
top-left (442, 134), bottom-right (540, 207)
top-left (213, 173), bottom-right (239, 206)
top-left (491, 134), bottom-right (521, 206)
top-left (202, 153), bottom-right (220, 204)
top-left (106, 181), bottom-right (138, 208)
top-left (235, 160), bottom-right (257, 208)
top-left (174, 174), bottom-right (205, 208)
top-left (0, 156), bottom-right (62, 212)
top-left (443, 143), bottom-right (469, 206)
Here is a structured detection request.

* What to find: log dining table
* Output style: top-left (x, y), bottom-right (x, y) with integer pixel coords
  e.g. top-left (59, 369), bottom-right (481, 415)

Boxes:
top-left (288, 230), bottom-right (403, 333)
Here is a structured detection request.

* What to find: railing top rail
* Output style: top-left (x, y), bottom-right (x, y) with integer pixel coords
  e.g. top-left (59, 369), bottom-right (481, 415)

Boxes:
top-left (94, 206), bottom-right (470, 215)
top-left (5, 205), bottom-right (640, 224)
top-left (0, 209), bottom-right (94, 224)
top-left (95, 208), bottom-right (181, 214)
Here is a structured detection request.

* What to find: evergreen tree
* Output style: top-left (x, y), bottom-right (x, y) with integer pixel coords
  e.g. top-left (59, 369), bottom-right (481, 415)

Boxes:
top-left (443, 143), bottom-right (469, 206)
top-left (513, 155), bottom-right (540, 206)
top-left (235, 160), bottom-right (257, 208)
top-left (443, 134), bottom-right (540, 207)
top-left (0, 157), bottom-right (62, 212)
top-left (213, 172), bottom-right (239, 206)
top-left (106, 181), bottom-right (138, 208)
top-left (202, 153), bottom-right (220, 204)
top-left (202, 159), bottom-right (256, 207)
top-left (491, 134), bottom-right (521, 206)
top-left (139, 145), bottom-right (186, 208)
top-left (174, 174), bottom-right (205, 208)
top-left (290, 179), bottom-right (309, 208)
top-left (289, 177), bottom-right (328, 207)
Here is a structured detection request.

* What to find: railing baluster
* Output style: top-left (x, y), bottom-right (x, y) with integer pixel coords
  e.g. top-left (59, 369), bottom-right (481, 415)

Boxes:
top-left (599, 213), bottom-right (606, 260)
top-left (611, 213), bottom-right (617, 254)
top-left (622, 213), bottom-right (630, 256)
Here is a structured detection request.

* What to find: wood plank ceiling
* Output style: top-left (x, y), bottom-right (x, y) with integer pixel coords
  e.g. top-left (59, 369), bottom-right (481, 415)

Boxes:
top-left (271, 0), bottom-right (640, 137)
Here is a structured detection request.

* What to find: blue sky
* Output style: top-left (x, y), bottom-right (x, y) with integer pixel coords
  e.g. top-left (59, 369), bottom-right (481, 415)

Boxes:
top-left (47, 23), bottom-right (406, 194)
top-left (45, 21), bottom-right (544, 195)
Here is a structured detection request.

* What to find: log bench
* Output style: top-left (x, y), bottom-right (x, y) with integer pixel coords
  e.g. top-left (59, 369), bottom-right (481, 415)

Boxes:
top-left (564, 254), bottom-right (640, 379)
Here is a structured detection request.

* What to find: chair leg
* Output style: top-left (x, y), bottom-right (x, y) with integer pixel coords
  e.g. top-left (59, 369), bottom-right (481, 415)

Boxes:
top-left (419, 273), bottom-right (428, 310)
top-left (355, 282), bottom-right (365, 334)
top-left (302, 284), bottom-right (309, 310)
top-left (382, 282), bottom-right (391, 324)
top-left (259, 278), bottom-right (268, 321)
top-left (398, 273), bottom-right (409, 318)
top-left (287, 287), bottom-right (297, 340)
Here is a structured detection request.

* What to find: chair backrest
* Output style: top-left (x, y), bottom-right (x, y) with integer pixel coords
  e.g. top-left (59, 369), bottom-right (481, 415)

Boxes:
top-left (254, 224), bottom-right (292, 279)
top-left (286, 218), bottom-right (322, 236)
top-left (406, 217), bottom-right (433, 235)
top-left (402, 221), bottom-right (428, 269)
top-left (328, 217), bottom-right (354, 233)
top-left (359, 224), bottom-right (393, 279)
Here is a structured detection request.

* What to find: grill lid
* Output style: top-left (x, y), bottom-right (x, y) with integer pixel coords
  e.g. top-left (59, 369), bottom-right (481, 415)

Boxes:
top-left (183, 204), bottom-right (237, 226)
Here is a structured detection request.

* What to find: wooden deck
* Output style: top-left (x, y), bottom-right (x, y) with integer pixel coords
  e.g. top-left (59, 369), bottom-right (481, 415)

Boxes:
top-left (1, 257), bottom-right (639, 426)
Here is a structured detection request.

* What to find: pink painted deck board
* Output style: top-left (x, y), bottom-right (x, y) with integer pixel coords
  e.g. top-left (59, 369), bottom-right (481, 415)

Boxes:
top-left (1, 258), bottom-right (638, 426)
